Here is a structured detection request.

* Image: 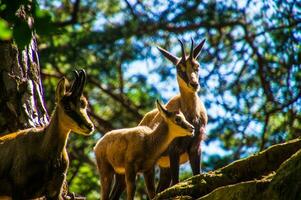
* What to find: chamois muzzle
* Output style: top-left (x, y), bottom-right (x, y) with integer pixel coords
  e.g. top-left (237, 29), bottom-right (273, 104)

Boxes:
top-left (83, 122), bottom-right (94, 134)
top-left (190, 81), bottom-right (199, 90)
top-left (188, 126), bottom-right (195, 136)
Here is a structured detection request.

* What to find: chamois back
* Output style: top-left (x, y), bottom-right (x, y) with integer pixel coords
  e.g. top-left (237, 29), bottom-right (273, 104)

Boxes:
top-left (94, 100), bottom-right (194, 200)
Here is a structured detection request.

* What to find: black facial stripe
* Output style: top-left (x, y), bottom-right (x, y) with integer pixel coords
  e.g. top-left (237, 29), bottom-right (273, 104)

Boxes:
top-left (180, 122), bottom-right (188, 129)
top-left (177, 67), bottom-right (189, 83)
top-left (61, 96), bottom-right (88, 127)
top-left (175, 119), bottom-right (188, 129)
top-left (67, 110), bottom-right (86, 127)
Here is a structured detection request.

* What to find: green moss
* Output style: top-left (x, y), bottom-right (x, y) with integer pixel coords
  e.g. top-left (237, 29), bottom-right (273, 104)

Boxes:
top-left (265, 149), bottom-right (301, 200)
top-left (154, 138), bottom-right (301, 200)
top-left (198, 179), bottom-right (271, 200)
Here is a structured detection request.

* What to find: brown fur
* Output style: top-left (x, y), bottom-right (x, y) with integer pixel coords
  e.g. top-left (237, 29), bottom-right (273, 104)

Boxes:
top-left (139, 39), bottom-right (208, 192)
top-left (0, 71), bottom-right (94, 199)
top-left (94, 101), bottom-right (194, 200)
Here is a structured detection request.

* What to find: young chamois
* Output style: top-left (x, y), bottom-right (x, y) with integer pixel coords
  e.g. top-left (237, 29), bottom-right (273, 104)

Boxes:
top-left (94, 100), bottom-right (194, 200)
top-left (109, 39), bottom-right (208, 198)
top-left (0, 70), bottom-right (94, 199)
top-left (142, 39), bottom-right (208, 192)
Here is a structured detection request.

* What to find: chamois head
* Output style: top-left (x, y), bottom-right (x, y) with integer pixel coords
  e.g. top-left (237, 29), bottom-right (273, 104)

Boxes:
top-left (55, 69), bottom-right (94, 135)
top-left (156, 100), bottom-right (194, 137)
top-left (157, 38), bottom-right (205, 93)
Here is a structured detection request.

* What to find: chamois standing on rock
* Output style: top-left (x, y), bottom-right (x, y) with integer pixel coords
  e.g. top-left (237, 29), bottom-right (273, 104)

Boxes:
top-left (94, 100), bottom-right (194, 200)
top-left (0, 70), bottom-right (94, 199)
top-left (109, 39), bottom-right (208, 198)
top-left (142, 38), bottom-right (208, 192)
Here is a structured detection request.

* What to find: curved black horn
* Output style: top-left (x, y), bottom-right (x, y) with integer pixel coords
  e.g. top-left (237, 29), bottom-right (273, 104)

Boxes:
top-left (193, 38), bottom-right (206, 59)
top-left (190, 38), bottom-right (194, 60)
top-left (177, 38), bottom-right (186, 62)
top-left (69, 70), bottom-right (79, 94)
top-left (78, 69), bottom-right (86, 96)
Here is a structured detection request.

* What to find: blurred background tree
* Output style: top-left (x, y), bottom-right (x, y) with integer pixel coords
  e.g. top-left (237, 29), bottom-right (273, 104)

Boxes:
top-left (1, 0), bottom-right (300, 199)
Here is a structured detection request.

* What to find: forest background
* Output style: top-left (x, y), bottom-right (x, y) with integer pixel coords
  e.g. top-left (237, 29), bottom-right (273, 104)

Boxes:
top-left (0, 0), bottom-right (300, 199)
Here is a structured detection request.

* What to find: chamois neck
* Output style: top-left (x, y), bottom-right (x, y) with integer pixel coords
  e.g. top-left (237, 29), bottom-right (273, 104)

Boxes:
top-left (42, 107), bottom-right (71, 156)
top-left (146, 121), bottom-right (176, 159)
top-left (179, 85), bottom-right (198, 111)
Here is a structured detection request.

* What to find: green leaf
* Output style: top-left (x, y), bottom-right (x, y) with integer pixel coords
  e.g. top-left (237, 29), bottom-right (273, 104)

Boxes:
top-left (34, 9), bottom-right (57, 35)
top-left (13, 19), bottom-right (32, 50)
top-left (0, 18), bottom-right (12, 40)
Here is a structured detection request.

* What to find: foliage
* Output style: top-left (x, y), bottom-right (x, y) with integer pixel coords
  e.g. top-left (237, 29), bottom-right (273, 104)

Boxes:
top-left (2, 0), bottom-right (301, 198)
top-left (0, 0), bottom-right (56, 49)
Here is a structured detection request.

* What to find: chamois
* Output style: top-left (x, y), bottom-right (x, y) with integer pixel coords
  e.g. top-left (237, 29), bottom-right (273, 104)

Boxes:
top-left (109, 39), bottom-right (207, 198)
top-left (141, 38), bottom-right (208, 192)
top-left (94, 100), bottom-right (194, 200)
top-left (0, 70), bottom-right (94, 199)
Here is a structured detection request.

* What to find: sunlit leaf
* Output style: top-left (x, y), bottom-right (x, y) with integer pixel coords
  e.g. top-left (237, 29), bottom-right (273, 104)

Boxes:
top-left (0, 18), bottom-right (12, 40)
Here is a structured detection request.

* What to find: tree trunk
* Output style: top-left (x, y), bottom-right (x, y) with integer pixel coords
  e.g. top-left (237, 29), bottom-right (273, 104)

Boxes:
top-left (154, 138), bottom-right (301, 200)
top-left (0, 37), bottom-right (49, 134)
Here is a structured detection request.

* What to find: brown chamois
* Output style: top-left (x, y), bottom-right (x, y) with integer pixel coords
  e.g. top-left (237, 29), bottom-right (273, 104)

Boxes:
top-left (141, 38), bottom-right (208, 192)
top-left (94, 100), bottom-right (194, 200)
top-left (0, 70), bottom-right (94, 200)
top-left (109, 39), bottom-right (207, 198)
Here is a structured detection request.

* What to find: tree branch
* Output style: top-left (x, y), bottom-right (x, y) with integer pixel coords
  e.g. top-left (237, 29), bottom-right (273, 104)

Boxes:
top-left (87, 110), bottom-right (113, 133)
top-left (260, 114), bottom-right (270, 151)
top-left (88, 76), bottom-right (142, 120)
top-left (123, 0), bottom-right (138, 19)
top-left (55, 0), bottom-right (81, 27)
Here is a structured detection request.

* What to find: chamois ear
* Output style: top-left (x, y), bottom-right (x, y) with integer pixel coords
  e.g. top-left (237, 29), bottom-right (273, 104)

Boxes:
top-left (157, 46), bottom-right (180, 65)
top-left (55, 77), bottom-right (67, 102)
top-left (156, 100), bottom-right (172, 119)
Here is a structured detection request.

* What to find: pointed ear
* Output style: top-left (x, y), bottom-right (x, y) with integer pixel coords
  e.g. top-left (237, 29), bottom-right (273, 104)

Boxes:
top-left (193, 39), bottom-right (206, 59)
top-left (156, 100), bottom-right (171, 119)
top-left (55, 77), bottom-right (67, 102)
top-left (157, 46), bottom-right (180, 65)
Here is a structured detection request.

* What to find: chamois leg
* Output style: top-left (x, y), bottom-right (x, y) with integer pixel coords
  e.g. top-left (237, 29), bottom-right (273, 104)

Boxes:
top-left (189, 147), bottom-right (201, 175)
top-left (169, 153), bottom-right (180, 185)
top-left (99, 163), bottom-right (114, 200)
top-left (143, 167), bottom-right (155, 199)
top-left (125, 165), bottom-right (136, 200)
top-left (46, 173), bottom-right (66, 200)
top-left (156, 167), bottom-right (171, 193)
top-left (109, 174), bottom-right (125, 200)
top-left (11, 188), bottom-right (23, 200)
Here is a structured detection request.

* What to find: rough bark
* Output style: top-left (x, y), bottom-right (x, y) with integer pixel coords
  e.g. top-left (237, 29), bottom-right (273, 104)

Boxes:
top-left (0, 38), bottom-right (49, 134)
top-left (154, 138), bottom-right (301, 200)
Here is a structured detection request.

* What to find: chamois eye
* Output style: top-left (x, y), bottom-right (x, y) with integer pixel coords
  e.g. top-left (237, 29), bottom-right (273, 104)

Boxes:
top-left (80, 100), bottom-right (86, 108)
top-left (175, 116), bottom-right (182, 124)
top-left (179, 64), bottom-right (185, 72)
top-left (64, 105), bottom-right (71, 111)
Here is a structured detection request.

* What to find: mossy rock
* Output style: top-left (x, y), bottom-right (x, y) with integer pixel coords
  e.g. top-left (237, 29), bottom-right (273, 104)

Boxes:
top-left (154, 138), bottom-right (301, 200)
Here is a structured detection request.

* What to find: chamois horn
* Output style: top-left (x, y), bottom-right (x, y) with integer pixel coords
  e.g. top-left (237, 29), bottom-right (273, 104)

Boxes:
top-left (190, 38), bottom-right (194, 60)
top-left (78, 69), bottom-right (86, 96)
top-left (69, 70), bottom-right (79, 96)
top-left (177, 38), bottom-right (186, 62)
top-left (69, 70), bottom-right (79, 94)
top-left (193, 38), bottom-right (206, 59)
